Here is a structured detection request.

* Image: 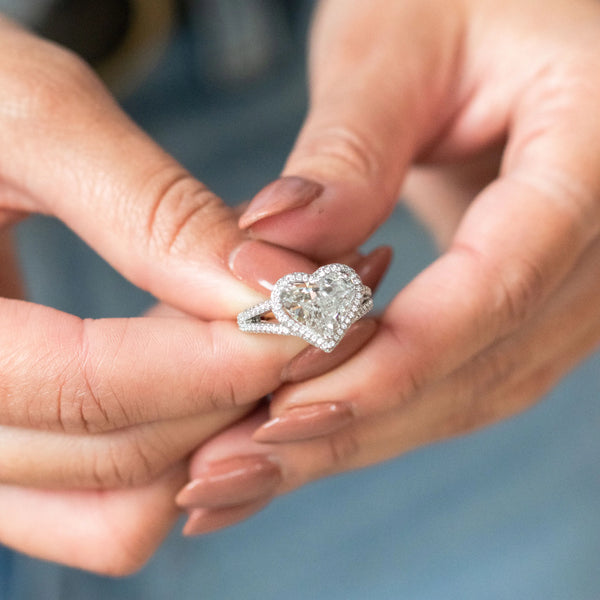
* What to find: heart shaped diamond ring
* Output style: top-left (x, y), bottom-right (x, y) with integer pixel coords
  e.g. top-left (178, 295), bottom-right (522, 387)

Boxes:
top-left (237, 264), bottom-right (373, 353)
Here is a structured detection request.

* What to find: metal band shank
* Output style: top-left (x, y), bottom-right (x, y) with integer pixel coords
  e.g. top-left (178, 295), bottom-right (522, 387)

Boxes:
top-left (237, 287), bottom-right (373, 337)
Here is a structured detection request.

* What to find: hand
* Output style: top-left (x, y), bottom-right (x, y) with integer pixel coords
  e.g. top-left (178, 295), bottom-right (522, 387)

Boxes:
top-left (0, 15), bottom-right (330, 573)
top-left (177, 0), bottom-right (600, 532)
top-left (0, 193), bottom-right (383, 577)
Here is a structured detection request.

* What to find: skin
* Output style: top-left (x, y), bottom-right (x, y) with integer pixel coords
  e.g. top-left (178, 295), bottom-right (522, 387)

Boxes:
top-left (0, 16), bottom-right (387, 570)
top-left (4, 0), bottom-right (600, 572)
top-left (182, 0), bottom-right (600, 531)
top-left (0, 16), bottom-right (318, 574)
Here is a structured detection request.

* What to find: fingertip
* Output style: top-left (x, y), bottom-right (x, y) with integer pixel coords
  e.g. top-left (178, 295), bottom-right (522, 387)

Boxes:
top-left (243, 180), bottom-right (375, 261)
top-left (182, 497), bottom-right (273, 536)
top-left (229, 239), bottom-right (316, 294)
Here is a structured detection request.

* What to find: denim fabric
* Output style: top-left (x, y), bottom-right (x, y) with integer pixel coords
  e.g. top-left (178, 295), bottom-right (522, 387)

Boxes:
top-left (3, 20), bottom-right (600, 600)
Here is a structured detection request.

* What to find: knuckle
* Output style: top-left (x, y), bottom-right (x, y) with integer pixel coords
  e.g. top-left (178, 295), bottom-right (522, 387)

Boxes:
top-left (123, 432), bottom-right (171, 486)
top-left (196, 323), bottom-right (244, 410)
top-left (469, 346), bottom-right (518, 399)
top-left (207, 378), bottom-right (239, 411)
top-left (75, 322), bottom-right (117, 432)
top-left (445, 347), bottom-right (519, 434)
top-left (323, 429), bottom-right (360, 472)
top-left (90, 437), bottom-right (160, 489)
top-left (379, 325), bottom-right (425, 406)
top-left (447, 347), bottom-right (559, 437)
top-left (143, 169), bottom-right (231, 258)
top-left (199, 372), bottom-right (240, 412)
top-left (64, 319), bottom-right (131, 434)
top-left (89, 445), bottom-right (129, 489)
top-left (395, 362), bottom-right (423, 406)
top-left (496, 255), bottom-right (546, 328)
top-left (298, 125), bottom-right (382, 181)
top-left (45, 348), bottom-right (110, 434)
top-left (450, 242), bottom-right (545, 334)
top-left (77, 362), bottom-right (113, 433)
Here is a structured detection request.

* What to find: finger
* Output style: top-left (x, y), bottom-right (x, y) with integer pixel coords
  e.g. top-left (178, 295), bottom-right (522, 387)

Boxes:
top-left (276, 288), bottom-right (600, 481)
top-left (261, 226), bottom-right (600, 435)
top-left (176, 409), bottom-right (277, 535)
top-left (177, 408), bottom-right (280, 534)
top-left (0, 237), bottom-right (392, 433)
top-left (177, 248), bottom-right (600, 510)
top-left (0, 18), bottom-right (312, 317)
top-left (262, 65), bottom-right (600, 419)
top-left (237, 0), bottom-right (464, 260)
top-left (0, 243), bottom-right (391, 435)
top-left (0, 298), bottom-right (305, 432)
top-left (0, 464), bottom-right (186, 575)
top-left (0, 407), bottom-right (249, 489)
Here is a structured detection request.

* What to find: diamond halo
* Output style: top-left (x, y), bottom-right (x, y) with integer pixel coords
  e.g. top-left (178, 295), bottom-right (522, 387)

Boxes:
top-left (237, 263), bottom-right (373, 353)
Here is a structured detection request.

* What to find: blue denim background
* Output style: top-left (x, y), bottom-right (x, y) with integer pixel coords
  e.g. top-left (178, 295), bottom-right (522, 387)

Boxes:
top-left (2, 19), bottom-right (600, 600)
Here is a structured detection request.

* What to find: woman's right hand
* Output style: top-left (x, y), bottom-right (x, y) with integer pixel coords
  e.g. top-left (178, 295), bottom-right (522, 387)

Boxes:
top-left (0, 16), bottom-right (318, 574)
top-left (0, 14), bottom-right (391, 573)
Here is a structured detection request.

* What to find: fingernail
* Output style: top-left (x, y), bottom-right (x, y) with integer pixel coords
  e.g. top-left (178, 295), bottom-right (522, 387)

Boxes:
top-left (239, 176), bottom-right (324, 230)
top-left (176, 454), bottom-right (282, 509)
top-left (281, 319), bottom-right (377, 383)
top-left (253, 402), bottom-right (354, 444)
top-left (229, 240), bottom-right (315, 294)
top-left (354, 246), bottom-right (392, 292)
top-left (182, 496), bottom-right (273, 536)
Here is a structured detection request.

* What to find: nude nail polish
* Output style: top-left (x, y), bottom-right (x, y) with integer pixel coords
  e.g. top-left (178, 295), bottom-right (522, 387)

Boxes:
top-left (354, 246), bottom-right (392, 292)
top-left (182, 496), bottom-right (273, 536)
top-left (229, 240), bottom-right (316, 294)
top-left (253, 402), bottom-right (355, 444)
top-left (281, 319), bottom-right (377, 383)
top-left (176, 454), bottom-right (282, 509)
top-left (238, 176), bottom-right (324, 230)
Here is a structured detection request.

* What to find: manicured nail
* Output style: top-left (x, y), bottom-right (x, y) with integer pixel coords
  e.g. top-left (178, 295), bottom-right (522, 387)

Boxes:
top-left (229, 239), bottom-right (315, 294)
top-left (281, 318), bottom-right (377, 383)
top-left (176, 454), bottom-right (282, 509)
top-left (182, 497), bottom-right (273, 536)
top-left (354, 246), bottom-right (392, 292)
top-left (238, 176), bottom-right (324, 230)
top-left (253, 402), bottom-right (354, 444)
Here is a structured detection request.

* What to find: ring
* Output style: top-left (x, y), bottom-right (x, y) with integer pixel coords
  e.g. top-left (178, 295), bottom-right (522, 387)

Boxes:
top-left (237, 263), bottom-right (373, 353)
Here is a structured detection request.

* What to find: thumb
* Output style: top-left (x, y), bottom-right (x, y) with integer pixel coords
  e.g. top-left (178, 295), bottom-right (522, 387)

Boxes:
top-left (238, 0), bottom-right (462, 261)
top-left (0, 18), bottom-right (313, 319)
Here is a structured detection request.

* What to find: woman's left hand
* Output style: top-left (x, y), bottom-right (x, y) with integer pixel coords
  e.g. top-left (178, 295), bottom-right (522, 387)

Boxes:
top-left (176, 0), bottom-right (600, 534)
top-left (177, 172), bottom-right (600, 533)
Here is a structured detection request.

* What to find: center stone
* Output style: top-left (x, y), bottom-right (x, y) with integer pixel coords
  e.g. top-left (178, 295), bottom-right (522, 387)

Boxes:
top-left (280, 275), bottom-right (355, 335)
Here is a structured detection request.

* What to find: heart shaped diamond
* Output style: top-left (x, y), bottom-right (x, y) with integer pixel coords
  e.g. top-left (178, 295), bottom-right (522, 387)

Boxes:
top-left (271, 264), bottom-right (367, 352)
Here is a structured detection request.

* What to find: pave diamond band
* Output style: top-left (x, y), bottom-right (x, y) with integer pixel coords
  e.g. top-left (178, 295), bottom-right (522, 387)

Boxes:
top-left (237, 263), bottom-right (373, 353)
